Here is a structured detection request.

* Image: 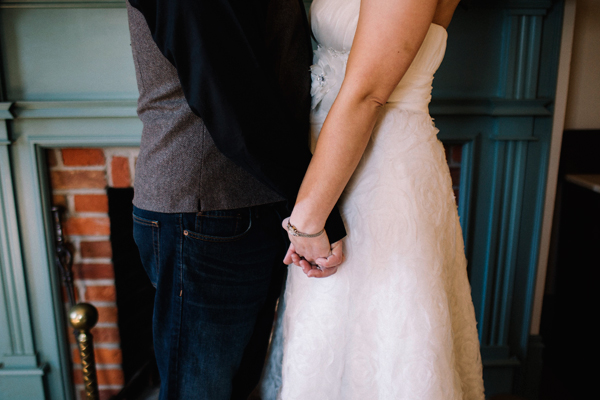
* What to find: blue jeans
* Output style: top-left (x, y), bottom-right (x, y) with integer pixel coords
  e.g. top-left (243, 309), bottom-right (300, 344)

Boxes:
top-left (132, 203), bottom-right (288, 400)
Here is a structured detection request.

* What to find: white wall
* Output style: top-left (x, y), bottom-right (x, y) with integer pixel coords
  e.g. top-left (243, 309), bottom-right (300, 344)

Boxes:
top-left (564, 0), bottom-right (600, 130)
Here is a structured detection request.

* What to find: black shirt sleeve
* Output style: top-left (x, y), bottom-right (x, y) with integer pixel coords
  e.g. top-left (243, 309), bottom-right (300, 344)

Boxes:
top-left (128, 0), bottom-right (346, 242)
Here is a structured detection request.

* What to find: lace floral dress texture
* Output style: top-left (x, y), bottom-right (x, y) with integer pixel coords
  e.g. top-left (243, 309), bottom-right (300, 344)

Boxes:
top-left (260, 0), bottom-right (485, 398)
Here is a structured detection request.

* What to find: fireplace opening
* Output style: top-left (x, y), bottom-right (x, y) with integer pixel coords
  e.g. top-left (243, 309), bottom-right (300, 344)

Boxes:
top-left (108, 187), bottom-right (159, 399)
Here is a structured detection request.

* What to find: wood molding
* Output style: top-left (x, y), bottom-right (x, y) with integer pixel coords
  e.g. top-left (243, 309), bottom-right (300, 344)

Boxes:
top-left (0, 0), bottom-right (124, 9)
top-left (12, 100), bottom-right (138, 119)
top-left (430, 98), bottom-right (552, 116)
top-left (5, 98), bottom-right (554, 120)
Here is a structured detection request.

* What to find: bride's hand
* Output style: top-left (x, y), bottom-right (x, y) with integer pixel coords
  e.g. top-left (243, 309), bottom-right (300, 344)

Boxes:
top-left (282, 217), bottom-right (331, 261)
top-left (282, 218), bottom-right (344, 278)
top-left (283, 241), bottom-right (343, 278)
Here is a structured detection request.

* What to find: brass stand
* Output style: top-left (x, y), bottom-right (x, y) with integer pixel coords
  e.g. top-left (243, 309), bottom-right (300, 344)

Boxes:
top-left (70, 303), bottom-right (100, 400)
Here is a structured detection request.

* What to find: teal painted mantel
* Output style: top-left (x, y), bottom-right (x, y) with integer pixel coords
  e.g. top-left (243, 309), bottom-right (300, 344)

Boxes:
top-left (0, 1), bottom-right (564, 399)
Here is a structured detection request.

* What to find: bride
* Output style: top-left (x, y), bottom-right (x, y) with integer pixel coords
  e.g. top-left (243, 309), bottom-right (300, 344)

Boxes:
top-left (260, 0), bottom-right (485, 398)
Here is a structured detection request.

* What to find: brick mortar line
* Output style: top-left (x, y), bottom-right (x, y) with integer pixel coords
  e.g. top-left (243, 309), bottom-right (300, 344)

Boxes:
top-left (72, 364), bottom-right (123, 370)
top-left (88, 301), bottom-right (117, 307)
top-left (54, 189), bottom-right (108, 195)
top-left (68, 236), bottom-right (111, 242)
top-left (73, 279), bottom-right (115, 286)
top-left (70, 343), bottom-right (121, 349)
top-left (96, 322), bottom-right (118, 328)
top-left (50, 165), bottom-right (107, 171)
top-left (67, 212), bottom-right (110, 218)
top-left (63, 301), bottom-right (118, 310)
top-left (75, 384), bottom-right (125, 390)
top-left (106, 154), bottom-right (114, 187)
top-left (75, 385), bottom-right (125, 391)
top-left (78, 258), bottom-right (113, 264)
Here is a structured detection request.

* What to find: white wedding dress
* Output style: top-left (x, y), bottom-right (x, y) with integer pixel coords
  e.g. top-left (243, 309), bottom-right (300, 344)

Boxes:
top-left (260, 0), bottom-right (485, 399)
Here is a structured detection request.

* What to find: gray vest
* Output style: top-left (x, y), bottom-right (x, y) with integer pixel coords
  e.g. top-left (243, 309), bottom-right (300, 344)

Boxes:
top-left (128, 3), bottom-right (284, 213)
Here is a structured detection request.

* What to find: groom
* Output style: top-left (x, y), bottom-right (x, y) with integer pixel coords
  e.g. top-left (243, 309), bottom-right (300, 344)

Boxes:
top-left (127, 1), bottom-right (346, 399)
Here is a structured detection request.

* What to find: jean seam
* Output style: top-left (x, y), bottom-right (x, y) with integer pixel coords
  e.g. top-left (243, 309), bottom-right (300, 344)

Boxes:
top-left (154, 224), bottom-right (160, 281)
top-left (172, 213), bottom-right (184, 399)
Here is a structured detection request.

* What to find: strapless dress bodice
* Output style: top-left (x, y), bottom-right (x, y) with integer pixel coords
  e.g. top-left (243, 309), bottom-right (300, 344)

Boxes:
top-left (310, 0), bottom-right (448, 119)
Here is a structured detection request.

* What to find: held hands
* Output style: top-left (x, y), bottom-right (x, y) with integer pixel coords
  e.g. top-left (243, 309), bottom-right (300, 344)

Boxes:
top-left (282, 217), bottom-right (344, 278)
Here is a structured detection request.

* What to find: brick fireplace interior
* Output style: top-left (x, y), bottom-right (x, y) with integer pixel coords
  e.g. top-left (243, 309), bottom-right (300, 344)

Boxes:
top-left (46, 143), bottom-right (463, 400)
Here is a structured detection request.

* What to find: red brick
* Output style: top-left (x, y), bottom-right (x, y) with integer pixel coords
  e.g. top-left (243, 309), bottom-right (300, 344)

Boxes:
top-left (62, 148), bottom-right (105, 166)
top-left (74, 194), bottom-right (109, 213)
top-left (80, 241), bottom-right (113, 259)
top-left (111, 157), bottom-right (131, 188)
top-left (85, 286), bottom-right (117, 302)
top-left (72, 366), bottom-right (124, 385)
top-left (92, 327), bottom-right (121, 343)
top-left (52, 195), bottom-right (68, 207)
top-left (96, 306), bottom-right (119, 324)
top-left (63, 217), bottom-right (110, 236)
top-left (46, 149), bottom-right (58, 167)
top-left (100, 389), bottom-right (123, 400)
top-left (450, 144), bottom-right (463, 164)
top-left (73, 263), bottom-right (115, 280)
top-left (50, 170), bottom-right (107, 190)
top-left (72, 347), bottom-right (123, 365)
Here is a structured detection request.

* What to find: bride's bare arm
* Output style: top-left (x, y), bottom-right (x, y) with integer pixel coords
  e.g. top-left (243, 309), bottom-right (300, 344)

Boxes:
top-left (290, 0), bottom-right (441, 251)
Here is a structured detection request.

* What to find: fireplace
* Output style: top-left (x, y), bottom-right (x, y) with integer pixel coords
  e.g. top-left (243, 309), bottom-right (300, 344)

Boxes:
top-left (47, 147), bottom-right (157, 400)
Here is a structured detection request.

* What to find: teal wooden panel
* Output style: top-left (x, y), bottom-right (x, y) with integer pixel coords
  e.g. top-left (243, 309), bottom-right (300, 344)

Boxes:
top-left (433, 7), bottom-right (506, 98)
top-left (0, 0), bottom-right (124, 7)
top-left (0, 374), bottom-right (45, 400)
top-left (0, 7), bottom-right (137, 101)
top-left (6, 134), bottom-right (71, 400)
top-left (0, 111), bottom-right (50, 398)
top-left (7, 116), bottom-right (140, 400)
